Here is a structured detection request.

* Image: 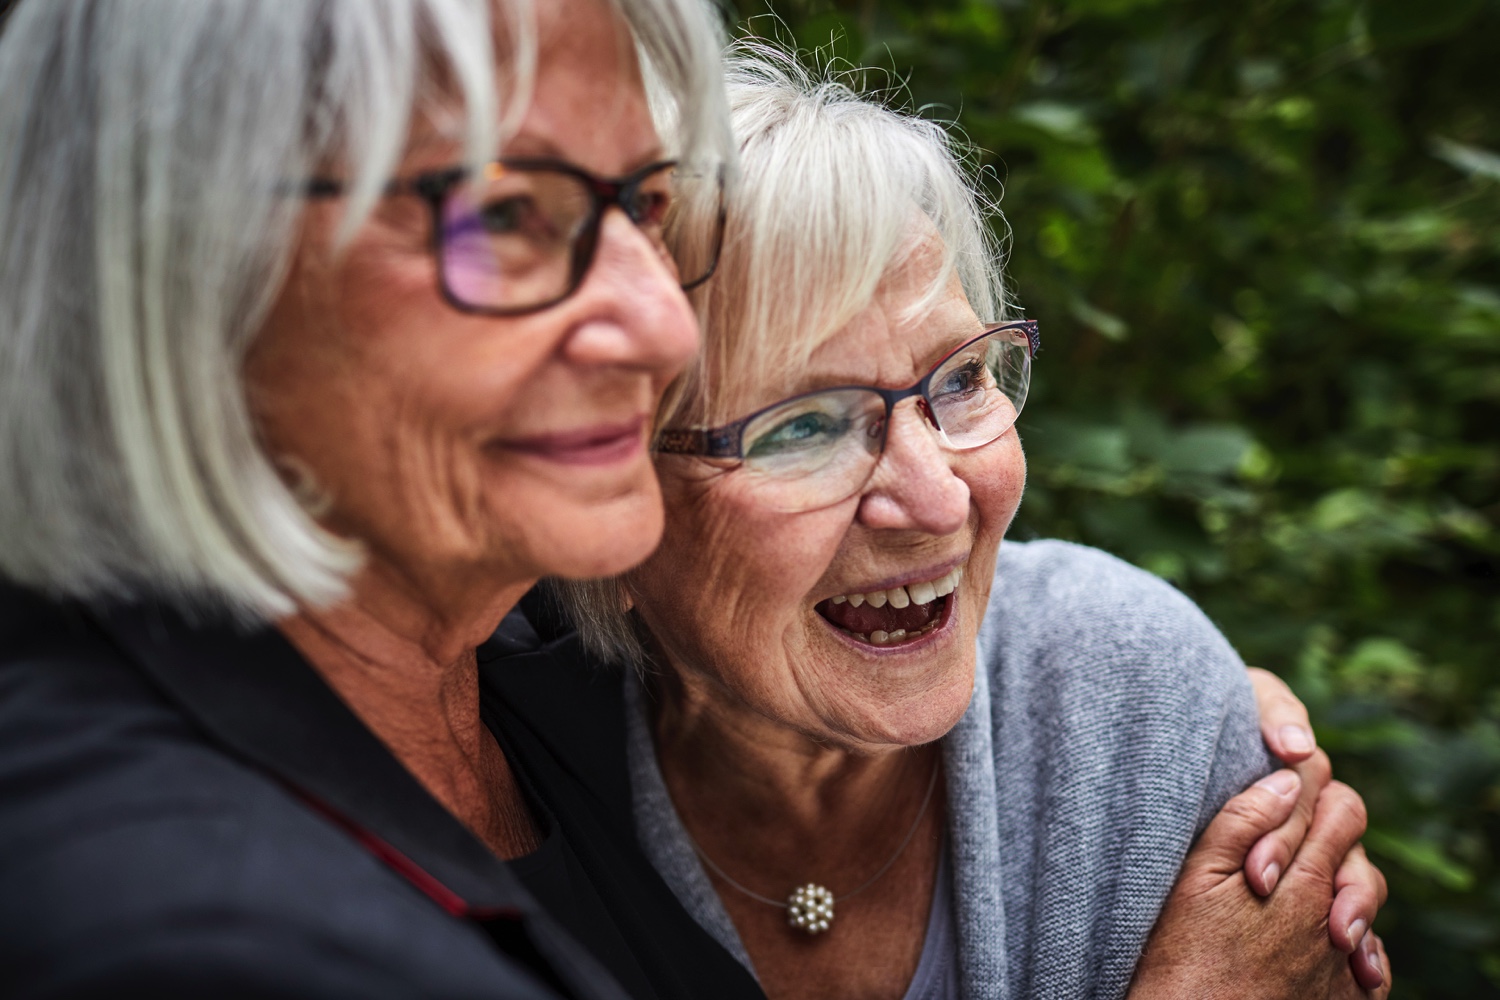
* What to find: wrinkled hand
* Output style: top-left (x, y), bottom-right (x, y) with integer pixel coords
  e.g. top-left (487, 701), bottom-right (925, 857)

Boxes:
top-left (1247, 667), bottom-right (1389, 989)
top-left (1128, 771), bottom-right (1391, 999)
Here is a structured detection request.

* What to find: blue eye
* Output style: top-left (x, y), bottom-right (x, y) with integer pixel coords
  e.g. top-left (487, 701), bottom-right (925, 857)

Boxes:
top-left (747, 410), bottom-right (849, 457)
top-left (934, 359), bottom-right (987, 398)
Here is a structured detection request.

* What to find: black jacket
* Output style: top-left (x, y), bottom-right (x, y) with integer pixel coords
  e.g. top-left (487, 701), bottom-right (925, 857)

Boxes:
top-left (0, 583), bottom-right (635, 999)
top-left (478, 593), bottom-right (764, 1000)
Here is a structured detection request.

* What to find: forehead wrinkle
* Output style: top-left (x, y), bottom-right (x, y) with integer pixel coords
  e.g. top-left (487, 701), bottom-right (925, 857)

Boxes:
top-left (703, 288), bottom-right (984, 434)
top-left (514, 0), bottom-right (659, 174)
top-left (791, 264), bottom-right (978, 395)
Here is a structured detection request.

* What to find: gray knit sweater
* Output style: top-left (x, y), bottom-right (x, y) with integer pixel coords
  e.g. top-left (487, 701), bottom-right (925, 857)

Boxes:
top-left (625, 539), bottom-right (1275, 1000)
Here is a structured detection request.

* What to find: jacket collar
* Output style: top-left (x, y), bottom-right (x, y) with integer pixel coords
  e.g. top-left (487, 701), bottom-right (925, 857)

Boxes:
top-left (87, 597), bottom-right (537, 916)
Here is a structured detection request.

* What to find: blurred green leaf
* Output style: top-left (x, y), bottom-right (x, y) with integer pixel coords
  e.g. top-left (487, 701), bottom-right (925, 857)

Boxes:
top-left (1367, 828), bottom-right (1477, 893)
top-left (1153, 426), bottom-right (1254, 476)
top-left (1012, 101), bottom-right (1098, 143)
top-left (1432, 137), bottom-right (1500, 183)
top-left (1068, 297), bottom-right (1129, 340)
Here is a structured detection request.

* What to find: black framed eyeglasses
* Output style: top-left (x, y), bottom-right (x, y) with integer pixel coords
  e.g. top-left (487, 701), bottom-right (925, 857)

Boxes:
top-left (654, 320), bottom-right (1040, 513)
top-left (307, 158), bottom-right (726, 316)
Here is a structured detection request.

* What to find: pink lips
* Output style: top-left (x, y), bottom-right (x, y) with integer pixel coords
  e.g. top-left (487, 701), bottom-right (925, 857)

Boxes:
top-left (498, 416), bottom-right (648, 467)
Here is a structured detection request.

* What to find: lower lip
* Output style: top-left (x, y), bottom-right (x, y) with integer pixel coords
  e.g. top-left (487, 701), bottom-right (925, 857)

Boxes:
top-left (497, 421), bottom-right (647, 467)
top-left (818, 590), bottom-right (959, 657)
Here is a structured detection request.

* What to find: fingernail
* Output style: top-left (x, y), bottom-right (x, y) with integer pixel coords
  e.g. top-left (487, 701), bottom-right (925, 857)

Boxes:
top-left (1346, 919), bottom-right (1368, 952)
top-left (1279, 725), bottom-right (1315, 755)
top-left (1361, 933), bottom-right (1384, 987)
top-left (1255, 769), bottom-right (1299, 797)
top-left (1261, 862), bottom-right (1280, 893)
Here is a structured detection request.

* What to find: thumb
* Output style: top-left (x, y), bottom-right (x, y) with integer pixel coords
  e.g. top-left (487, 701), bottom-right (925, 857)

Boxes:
top-left (1186, 770), bottom-right (1302, 880)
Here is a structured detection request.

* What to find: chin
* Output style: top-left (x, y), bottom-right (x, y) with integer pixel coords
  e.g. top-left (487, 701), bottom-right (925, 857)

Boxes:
top-left (534, 488), bottom-right (666, 581)
top-left (878, 675), bottom-right (975, 746)
top-left (817, 654), bottom-right (976, 751)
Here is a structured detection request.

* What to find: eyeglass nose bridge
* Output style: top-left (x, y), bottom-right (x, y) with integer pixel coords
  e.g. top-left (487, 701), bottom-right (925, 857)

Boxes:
top-left (870, 379), bottom-right (948, 437)
top-left (861, 382), bottom-right (953, 468)
top-left (829, 387), bottom-right (955, 511)
top-left (583, 172), bottom-right (654, 223)
top-left (566, 172), bottom-right (671, 290)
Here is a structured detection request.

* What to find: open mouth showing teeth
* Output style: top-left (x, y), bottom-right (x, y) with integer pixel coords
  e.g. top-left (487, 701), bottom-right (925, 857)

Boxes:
top-left (813, 564), bottom-right (965, 647)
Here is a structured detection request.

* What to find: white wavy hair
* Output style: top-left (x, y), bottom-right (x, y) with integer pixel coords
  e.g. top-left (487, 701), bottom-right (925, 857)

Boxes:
top-left (554, 39), bottom-right (1012, 666)
top-left (0, 0), bottom-right (730, 621)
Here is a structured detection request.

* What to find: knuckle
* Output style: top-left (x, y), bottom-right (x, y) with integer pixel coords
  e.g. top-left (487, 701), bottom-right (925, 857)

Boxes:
top-left (1258, 830), bottom-right (1295, 862)
top-left (1303, 748), bottom-right (1333, 786)
top-left (1336, 845), bottom-right (1369, 882)
top-left (1222, 789), bottom-right (1280, 828)
top-left (1331, 782), bottom-right (1369, 830)
top-left (1339, 873), bottom-right (1378, 908)
top-left (1223, 793), bottom-right (1271, 824)
top-left (1320, 781), bottom-right (1367, 827)
top-left (1346, 883), bottom-right (1379, 914)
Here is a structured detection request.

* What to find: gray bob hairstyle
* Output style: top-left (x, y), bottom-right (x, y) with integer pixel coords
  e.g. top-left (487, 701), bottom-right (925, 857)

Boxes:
top-left (555, 41), bottom-right (1012, 666)
top-left (0, 0), bottom-right (730, 620)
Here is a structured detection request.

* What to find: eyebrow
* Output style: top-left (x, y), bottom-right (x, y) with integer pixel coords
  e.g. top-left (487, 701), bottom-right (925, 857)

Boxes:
top-left (402, 113), bottom-right (669, 176)
top-left (778, 328), bottom-right (988, 398)
top-left (487, 133), bottom-right (669, 176)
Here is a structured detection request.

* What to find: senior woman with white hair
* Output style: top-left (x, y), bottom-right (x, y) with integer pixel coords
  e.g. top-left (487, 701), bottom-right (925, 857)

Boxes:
top-left (484, 50), bottom-right (1393, 1000)
top-left (0, 0), bottom-right (752, 997)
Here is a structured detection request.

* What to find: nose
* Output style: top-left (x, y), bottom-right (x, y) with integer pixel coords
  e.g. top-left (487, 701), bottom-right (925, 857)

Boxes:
top-left (856, 399), bottom-right (970, 534)
top-left (559, 207), bottom-right (699, 374)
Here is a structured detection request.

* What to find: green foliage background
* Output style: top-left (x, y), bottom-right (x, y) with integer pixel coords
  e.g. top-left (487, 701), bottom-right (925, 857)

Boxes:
top-left (727, 0), bottom-right (1500, 995)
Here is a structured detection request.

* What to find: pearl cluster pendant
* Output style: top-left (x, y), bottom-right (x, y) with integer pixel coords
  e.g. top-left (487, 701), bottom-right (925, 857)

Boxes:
top-left (786, 883), bottom-right (835, 934)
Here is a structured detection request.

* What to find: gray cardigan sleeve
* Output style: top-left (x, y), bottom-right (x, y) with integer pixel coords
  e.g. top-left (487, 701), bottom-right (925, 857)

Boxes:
top-left (969, 539), bottom-right (1275, 1000)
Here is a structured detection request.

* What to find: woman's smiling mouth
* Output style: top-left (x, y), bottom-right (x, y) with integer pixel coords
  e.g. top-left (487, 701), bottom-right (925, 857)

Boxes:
top-left (814, 562), bottom-right (965, 646)
top-left (497, 416), bottom-right (649, 467)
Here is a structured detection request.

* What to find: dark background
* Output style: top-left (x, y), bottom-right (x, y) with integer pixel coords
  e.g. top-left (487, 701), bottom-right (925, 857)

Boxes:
top-left (726, 0), bottom-right (1500, 995)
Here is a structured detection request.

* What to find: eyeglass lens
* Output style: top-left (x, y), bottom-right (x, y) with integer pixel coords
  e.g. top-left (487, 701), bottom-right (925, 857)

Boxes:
top-left (438, 162), bottom-right (723, 313)
top-left (736, 326), bottom-right (1032, 512)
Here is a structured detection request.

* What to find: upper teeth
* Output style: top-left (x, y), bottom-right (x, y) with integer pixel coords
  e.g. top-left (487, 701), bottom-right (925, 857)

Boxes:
top-left (829, 564), bottom-right (964, 609)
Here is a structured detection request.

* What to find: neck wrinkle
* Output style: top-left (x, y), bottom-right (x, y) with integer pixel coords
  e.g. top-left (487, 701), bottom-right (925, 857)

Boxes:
top-left (646, 663), bottom-right (936, 850)
top-left (276, 564), bottom-right (541, 858)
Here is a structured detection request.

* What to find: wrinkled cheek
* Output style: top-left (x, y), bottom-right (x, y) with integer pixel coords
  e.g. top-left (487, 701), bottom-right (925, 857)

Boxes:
top-left (636, 563), bottom-right (781, 688)
top-left (1000, 445), bottom-right (1027, 528)
top-left (964, 435), bottom-right (1026, 534)
top-left (959, 438), bottom-right (1025, 608)
top-left (324, 397), bottom-right (490, 567)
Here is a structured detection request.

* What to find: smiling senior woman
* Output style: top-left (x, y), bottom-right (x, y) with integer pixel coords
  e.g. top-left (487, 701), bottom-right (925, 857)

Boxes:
top-left (0, 0), bottom-right (734, 996)
top-left (491, 49), bottom-right (1393, 1000)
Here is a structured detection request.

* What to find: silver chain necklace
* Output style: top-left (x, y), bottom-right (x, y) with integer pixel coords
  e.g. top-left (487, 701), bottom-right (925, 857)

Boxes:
top-left (684, 757), bottom-right (941, 936)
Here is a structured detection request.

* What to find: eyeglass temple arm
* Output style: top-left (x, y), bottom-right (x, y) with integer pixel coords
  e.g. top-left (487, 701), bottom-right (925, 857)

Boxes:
top-left (652, 424), bottom-right (744, 458)
top-left (1011, 319), bottom-right (1041, 357)
top-left (302, 170), bottom-right (461, 201)
top-left (677, 202), bottom-right (728, 292)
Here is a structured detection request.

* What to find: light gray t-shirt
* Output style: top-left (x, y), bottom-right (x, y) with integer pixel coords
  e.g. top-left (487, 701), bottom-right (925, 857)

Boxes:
top-left (626, 540), bottom-right (1273, 1000)
top-left (902, 838), bottom-right (959, 1000)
